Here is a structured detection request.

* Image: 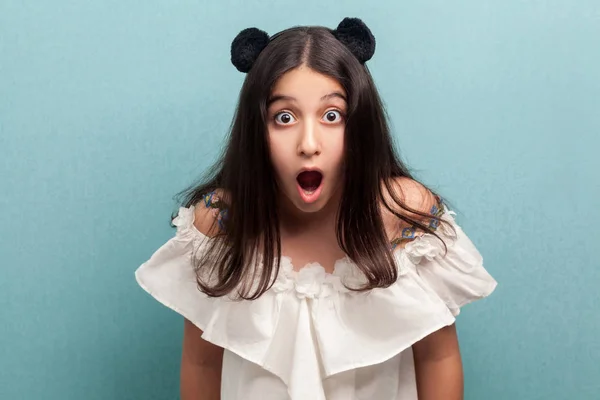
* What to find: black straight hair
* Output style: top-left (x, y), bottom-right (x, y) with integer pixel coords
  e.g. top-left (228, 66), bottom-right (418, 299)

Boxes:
top-left (173, 25), bottom-right (452, 299)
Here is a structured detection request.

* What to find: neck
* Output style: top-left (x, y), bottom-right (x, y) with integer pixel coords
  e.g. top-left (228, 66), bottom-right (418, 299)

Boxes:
top-left (277, 191), bottom-right (341, 235)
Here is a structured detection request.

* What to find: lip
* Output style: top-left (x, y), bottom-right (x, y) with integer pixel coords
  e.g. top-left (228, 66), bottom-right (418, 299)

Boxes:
top-left (295, 167), bottom-right (324, 204)
top-left (295, 167), bottom-right (324, 178)
top-left (296, 181), bottom-right (323, 204)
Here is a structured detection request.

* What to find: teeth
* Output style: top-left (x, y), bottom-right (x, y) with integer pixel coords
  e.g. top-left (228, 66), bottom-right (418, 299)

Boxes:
top-left (303, 189), bottom-right (316, 195)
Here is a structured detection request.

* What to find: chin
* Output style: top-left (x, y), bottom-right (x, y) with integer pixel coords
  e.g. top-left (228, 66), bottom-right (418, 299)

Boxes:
top-left (293, 200), bottom-right (327, 213)
top-left (285, 190), bottom-right (330, 214)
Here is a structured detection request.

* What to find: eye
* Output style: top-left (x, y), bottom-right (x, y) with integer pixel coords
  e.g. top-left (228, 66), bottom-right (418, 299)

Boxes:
top-left (274, 111), bottom-right (297, 125)
top-left (322, 110), bottom-right (343, 123)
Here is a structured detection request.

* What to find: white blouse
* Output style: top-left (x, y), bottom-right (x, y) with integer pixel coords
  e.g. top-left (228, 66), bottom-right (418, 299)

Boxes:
top-left (135, 204), bottom-right (497, 400)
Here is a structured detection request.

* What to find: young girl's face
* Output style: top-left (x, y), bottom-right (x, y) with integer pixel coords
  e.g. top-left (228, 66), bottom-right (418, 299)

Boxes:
top-left (267, 66), bottom-right (346, 214)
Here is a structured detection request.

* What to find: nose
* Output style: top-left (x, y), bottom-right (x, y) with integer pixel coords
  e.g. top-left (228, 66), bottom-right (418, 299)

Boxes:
top-left (297, 120), bottom-right (321, 158)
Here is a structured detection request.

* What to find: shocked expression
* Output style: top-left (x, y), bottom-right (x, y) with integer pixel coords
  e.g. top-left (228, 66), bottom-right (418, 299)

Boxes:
top-left (267, 66), bottom-right (346, 213)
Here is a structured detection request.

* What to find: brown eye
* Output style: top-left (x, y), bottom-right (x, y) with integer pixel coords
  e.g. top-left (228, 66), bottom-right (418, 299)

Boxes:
top-left (323, 110), bottom-right (342, 123)
top-left (274, 112), bottom-right (296, 125)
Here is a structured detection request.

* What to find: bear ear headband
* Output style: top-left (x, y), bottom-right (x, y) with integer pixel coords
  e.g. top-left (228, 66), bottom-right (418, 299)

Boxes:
top-left (230, 17), bottom-right (376, 73)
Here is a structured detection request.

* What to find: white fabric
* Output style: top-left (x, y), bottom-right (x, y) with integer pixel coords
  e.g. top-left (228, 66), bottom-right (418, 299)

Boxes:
top-left (135, 204), bottom-right (497, 399)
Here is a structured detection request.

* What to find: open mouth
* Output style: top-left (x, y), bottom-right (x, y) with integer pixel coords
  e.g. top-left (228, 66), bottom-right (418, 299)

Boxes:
top-left (296, 170), bottom-right (323, 194)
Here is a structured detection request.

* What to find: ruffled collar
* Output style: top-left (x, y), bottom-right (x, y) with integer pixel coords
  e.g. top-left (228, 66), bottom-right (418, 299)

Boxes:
top-left (174, 204), bottom-right (458, 299)
top-left (271, 256), bottom-right (369, 298)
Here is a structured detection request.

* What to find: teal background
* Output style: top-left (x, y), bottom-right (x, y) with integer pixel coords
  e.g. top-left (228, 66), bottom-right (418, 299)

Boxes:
top-left (1, 1), bottom-right (598, 399)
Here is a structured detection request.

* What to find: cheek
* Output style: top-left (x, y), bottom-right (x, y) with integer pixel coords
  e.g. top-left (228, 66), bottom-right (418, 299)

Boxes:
top-left (327, 129), bottom-right (346, 170)
top-left (268, 135), bottom-right (292, 178)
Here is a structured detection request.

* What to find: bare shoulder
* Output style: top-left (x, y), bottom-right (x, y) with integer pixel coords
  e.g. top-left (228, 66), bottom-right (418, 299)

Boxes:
top-left (192, 188), bottom-right (230, 238)
top-left (382, 177), bottom-right (438, 216)
top-left (380, 177), bottom-right (440, 237)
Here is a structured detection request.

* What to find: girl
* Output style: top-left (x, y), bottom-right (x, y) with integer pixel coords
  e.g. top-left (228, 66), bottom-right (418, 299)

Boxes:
top-left (135, 18), bottom-right (497, 400)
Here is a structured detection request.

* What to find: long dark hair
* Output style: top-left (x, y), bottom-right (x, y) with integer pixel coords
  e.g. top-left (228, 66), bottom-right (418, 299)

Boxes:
top-left (173, 25), bottom-right (452, 299)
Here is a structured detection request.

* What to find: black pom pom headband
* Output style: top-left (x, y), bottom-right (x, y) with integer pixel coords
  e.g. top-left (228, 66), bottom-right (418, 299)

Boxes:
top-left (230, 17), bottom-right (376, 73)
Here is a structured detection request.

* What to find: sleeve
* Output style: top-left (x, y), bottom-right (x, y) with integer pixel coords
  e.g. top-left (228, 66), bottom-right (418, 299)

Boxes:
top-left (402, 208), bottom-right (498, 316)
top-left (134, 205), bottom-right (219, 331)
top-left (134, 205), bottom-right (288, 383)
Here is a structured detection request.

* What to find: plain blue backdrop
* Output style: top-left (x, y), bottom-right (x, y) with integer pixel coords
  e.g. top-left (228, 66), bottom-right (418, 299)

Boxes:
top-left (1, 1), bottom-right (598, 399)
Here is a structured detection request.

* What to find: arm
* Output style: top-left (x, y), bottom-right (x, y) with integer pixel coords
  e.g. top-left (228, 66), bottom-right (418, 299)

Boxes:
top-left (180, 196), bottom-right (227, 399)
top-left (412, 324), bottom-right (464, 400)
top-left (384, 178), bottom-right (464, 398)
top-left (180, 318), bottom-right (224, 400)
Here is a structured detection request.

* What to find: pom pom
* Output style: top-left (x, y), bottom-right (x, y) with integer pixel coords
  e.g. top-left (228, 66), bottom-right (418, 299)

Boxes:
top-left (230, 27), bottom-right (270, 73)
top-left (333, 17), bottom-right (376, 64)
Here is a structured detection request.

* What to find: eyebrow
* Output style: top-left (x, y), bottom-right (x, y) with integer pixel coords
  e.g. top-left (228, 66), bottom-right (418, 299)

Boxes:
top-left (267, 91), bottom-right (347, 106)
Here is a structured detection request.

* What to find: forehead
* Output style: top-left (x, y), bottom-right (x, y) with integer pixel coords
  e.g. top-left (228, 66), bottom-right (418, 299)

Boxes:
top-left (270, 66), bottom-right (345, 100)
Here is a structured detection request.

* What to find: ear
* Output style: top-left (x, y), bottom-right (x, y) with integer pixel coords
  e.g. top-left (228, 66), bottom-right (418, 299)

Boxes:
top-left (230, 27), bottom-right (270, 73)
top-left (332, 17), bottom-right (376, 64)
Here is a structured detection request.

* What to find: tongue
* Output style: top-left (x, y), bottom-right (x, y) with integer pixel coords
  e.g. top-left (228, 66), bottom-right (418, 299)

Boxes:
top-left (297, 171), bottom-right (322, 191)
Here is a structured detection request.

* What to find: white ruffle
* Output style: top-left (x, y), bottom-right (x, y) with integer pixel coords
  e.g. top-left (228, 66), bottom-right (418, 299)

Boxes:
top-left (135, 204), bottom-right (497, 398)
